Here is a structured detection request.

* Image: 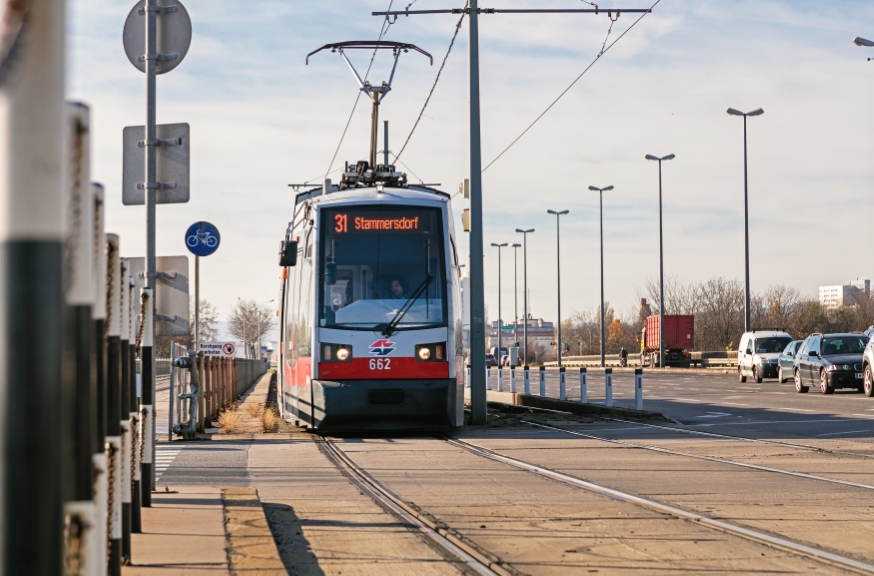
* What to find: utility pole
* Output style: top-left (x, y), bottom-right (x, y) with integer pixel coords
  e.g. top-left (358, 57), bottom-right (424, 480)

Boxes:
top-left (645, 153), bottom-right (674, 369)
top-left (512, 243), bottom-right (521, 352)
top-left (490, 243), bottom-right (507, 364)
top-left (372, 2), bottom-right (651, 419)
top-left (547, 210), bottom-right (568, 367)
top-left (589, 186), bottom-right (614, 367)
top-left (515, 229), bottom-right (534, 366)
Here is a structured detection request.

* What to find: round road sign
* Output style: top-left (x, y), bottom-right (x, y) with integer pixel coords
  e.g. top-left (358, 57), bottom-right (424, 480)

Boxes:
top-left (185, 221), bottom-right (220, 257)
top-left (222, 342), bottom-right (236, 356)
top-left (123, 0), bottom-right (192, 75)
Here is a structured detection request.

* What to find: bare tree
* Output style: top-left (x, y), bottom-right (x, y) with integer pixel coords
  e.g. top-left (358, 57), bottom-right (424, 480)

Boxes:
top-left (190, 299), bottom-right (219, 343)
top-left (228, 299), bottom-right (274, 359)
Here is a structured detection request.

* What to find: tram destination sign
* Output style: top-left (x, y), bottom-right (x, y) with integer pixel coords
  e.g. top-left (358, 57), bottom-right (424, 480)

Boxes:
top-left (329, 208), bottom-right (432, 234)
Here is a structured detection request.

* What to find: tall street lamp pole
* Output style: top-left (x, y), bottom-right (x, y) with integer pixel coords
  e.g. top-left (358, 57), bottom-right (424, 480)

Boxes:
top-left (512, 243), bottom-right (521, 354)
top-left (588, 185), bottom-right (614, 367)
top-left (546, 211), bottom-right (569, 367)
top-left (515, 229), bottom-right (534, 366)
top-left (645, 154), bottom-right (675, 369)
top-left (727, 107), bottom-right (764, 332)
top-left (490, 243), bottom-right (508, 364)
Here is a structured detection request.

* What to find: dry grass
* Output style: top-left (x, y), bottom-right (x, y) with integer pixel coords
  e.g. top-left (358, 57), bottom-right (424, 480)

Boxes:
top-left (261, 405), bottom-right (278, 433)
top-left (218, 409), bottom-right (241, 434)
top-left (246, 403), bottom-right (261, 418)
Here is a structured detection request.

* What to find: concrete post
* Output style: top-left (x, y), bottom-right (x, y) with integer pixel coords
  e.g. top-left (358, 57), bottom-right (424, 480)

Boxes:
top-left (539, 366), bottom-right (546, 397)
top-left (140, 288), bottom-right (153, 507)
top-left (119, 260), bottom-right (131, 563)
top-left (486, 367), bottom-right (492, 391)
top-left (497, 366), bottom-right (503, 392)
top-left (92, 184), bottom-right (107, 576)
top-left (635, 368), bottom-right (643, 411)
top-left (580, 367), bottom-right (588, 404)
top-left (510, 366), bottom-right (516, 393)
top-left (559, 366), bottom-right (566, 401)
top-left (465, 365), bottom-right (471, 388)
top-left (524, 366), bottom-right (530, 395)
top-left (105, 234), bottom-right (122, 575)
top-left (605, 368), bottom-right (613, 407)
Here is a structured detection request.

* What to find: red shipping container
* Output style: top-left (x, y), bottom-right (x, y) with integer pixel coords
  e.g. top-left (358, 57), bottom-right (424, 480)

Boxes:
top-left (645, 315), bottom-right (694, 353)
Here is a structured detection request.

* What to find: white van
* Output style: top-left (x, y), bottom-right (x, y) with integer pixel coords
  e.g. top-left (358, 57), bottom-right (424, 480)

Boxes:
top-left (737, 330), bottom-right (793, 383)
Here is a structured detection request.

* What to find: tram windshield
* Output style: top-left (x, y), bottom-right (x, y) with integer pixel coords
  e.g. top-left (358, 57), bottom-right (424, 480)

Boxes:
top-left (319, 205), bottom-right (447, 332)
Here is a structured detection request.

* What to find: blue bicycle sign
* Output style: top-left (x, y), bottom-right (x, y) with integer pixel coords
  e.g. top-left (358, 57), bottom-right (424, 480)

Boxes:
top-left (185, 221), bottom-right (220, 257)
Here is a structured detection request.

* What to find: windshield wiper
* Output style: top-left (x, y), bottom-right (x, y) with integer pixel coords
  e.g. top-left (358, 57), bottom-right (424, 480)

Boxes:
top-left (381, 276), bottom-right (434, 337)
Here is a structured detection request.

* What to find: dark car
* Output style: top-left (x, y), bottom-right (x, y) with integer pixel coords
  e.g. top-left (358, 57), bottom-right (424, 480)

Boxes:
top-left (793, 333), bottom-right (868, 394)
top-left (485, 353), bottom-right (498, 367)
top-left (777, 339), bottom-right (804, 383)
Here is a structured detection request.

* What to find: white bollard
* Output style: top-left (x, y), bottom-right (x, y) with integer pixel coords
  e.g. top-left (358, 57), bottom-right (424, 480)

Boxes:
top-left (497, 367), bottom-right (503, 392)
top-left (524, 366), bottom-right (531, 395)
top-left (466, 365), bottom-right (471, 389)
top-left (539, 366), bottom-right (546, 397)
top-left (635, 368), bottom-right (643, 411)
top-left (580, 367), bottom-right (588, 403)
top-left (487, 367), bottom-right (492, 390)
top-left (605, 368), bottom-right (613, 407)
top-left (510, 366), bottom-right (516, 393)
top-left (559, 367), bottom-right (567, 401)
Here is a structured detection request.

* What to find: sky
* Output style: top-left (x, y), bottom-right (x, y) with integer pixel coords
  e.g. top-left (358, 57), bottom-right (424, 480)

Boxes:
top-left (67, 0), bottom-right (874, 327)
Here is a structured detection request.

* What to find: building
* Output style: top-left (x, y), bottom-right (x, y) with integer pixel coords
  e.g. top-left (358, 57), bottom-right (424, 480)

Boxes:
top-left (489, 315), bottom-right (554, 351)
top-left (819, 277), bottom-right (870, 309)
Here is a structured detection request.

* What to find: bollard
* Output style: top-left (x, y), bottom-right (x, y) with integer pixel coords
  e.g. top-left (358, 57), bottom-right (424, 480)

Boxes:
top-left (497, 366), bottom-right (503, 392)
top-left (105, 235), bottom-right (123, 575)
top-left (605, 368), bottom-right (613, 407)
top-left (559, 367), bottom-right (567, 401)
top-left (510, 366), bottom-right (516, 393)
top-left (466, 365), bottom-right (471, 388)
top-left (539, 366), bottom-right (546, 397)
top-left (92, 184), bottom-right (108, 575)
top-left (119, 260), bottom-right (132, 563)
top-left (140, 288), bottom-right (153, 507)
top-left (486, 367), bottom-right (492, 390)
top-left (635, 368), bottom-right (643, 411)
top-left (579, 367), bottom-right (588, 404)
top-left (523, 365), bottom-right (530, 395)
top-left (129, 277), bottom-right (141, 533)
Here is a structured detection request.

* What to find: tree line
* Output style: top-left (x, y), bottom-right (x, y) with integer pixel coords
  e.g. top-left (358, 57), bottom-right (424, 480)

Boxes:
top-left (557, 276), bottom-right (874, 358)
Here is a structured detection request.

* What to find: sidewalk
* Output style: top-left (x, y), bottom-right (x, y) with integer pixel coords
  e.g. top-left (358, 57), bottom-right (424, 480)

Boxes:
top-left (123, 486), bottom-right (285, 575)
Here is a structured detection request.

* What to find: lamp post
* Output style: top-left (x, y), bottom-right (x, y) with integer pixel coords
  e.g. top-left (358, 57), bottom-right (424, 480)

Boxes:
top-left (853, 36), bottom-right (874, 60)
top-left (727, 107), bottom-right (764, 332)
top-left (546, 210), bottom-right (569, 367)
top-left (588, 185), bottom-right (614, 367)
top-left (515, 229), bottom-right (534, 366)
top-left (645, 154), bottom-right (675, 369)
top-left (490, 243), bottom-right (508, 365)
top-left (511, 243), bottom-right (521, 359)
top-left (257, 299), bottom-right (275, 362)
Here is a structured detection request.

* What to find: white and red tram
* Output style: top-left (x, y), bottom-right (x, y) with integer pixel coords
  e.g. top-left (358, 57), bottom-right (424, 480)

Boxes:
top-left (276, 166), bottom-right (464, 430)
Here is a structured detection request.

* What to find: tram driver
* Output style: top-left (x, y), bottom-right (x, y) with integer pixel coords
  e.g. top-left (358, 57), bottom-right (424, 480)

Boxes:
top-left (388, 275), bottom-right (409, 299)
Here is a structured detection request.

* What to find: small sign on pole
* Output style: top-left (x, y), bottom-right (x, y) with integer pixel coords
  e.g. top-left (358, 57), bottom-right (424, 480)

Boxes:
top-left (201, 342), bottom-right (236, 357)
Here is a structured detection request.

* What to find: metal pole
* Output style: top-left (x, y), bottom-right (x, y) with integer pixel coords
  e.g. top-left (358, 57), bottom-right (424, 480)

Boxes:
top-left (523, 234), bottom-right (528, 365)
top-left (195, 255), bottom-right (199, 350)
top-left (555, 215), bottom-right (562, 368)
top-left (497, 245), bottom-right (501, 372)
top-left (383, 120), bottom-right (389, 166)
top-left (658, 160), bottom-right (665, 370)
top-left (468, 0), bottom-right (487, 425)
top-left (743, 114), bottom-right (751, 332)
top-left (513, 245), bottom-right (518, 349)
top-left (145, 0), bottom-right (159, 496)
top-left (0, 0), bottom-right (66, 571)
top-left (600, 191), bottom-right (605, 367)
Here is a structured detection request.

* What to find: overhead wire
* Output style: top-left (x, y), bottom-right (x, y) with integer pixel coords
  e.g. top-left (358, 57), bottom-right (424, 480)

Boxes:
top-left (395, 3), bottom-right (468, 162)
top-left (482, 0), bottom-right (661, 173)
top-left (323, 0), bottom-right (396, 179)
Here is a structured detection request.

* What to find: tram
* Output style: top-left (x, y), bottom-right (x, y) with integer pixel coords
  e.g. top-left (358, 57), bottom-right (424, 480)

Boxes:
top-left (276, 162), bottom-right (464, 430)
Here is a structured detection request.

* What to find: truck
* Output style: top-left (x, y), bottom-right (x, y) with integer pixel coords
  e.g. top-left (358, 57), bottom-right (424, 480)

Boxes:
top-left (640, 315), bottom-right (694, 367)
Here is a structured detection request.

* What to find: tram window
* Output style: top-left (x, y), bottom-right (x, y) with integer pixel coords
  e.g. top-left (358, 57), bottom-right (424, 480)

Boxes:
top-left (319, 206), bottom-right (447, 331)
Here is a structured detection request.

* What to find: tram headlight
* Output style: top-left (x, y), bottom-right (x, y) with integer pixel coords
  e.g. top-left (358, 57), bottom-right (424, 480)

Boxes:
top-left (322, 343), bottom-right (353, 362)
top-left (336, 347), bottom-right (350, 361)
top-left (416, 343), bottom-right (447, 362)
top-left (418, 347), bottom-right (431, 361)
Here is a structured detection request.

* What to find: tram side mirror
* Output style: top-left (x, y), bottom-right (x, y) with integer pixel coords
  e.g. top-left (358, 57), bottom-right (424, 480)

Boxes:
top-left (279, 240), bottom-right (298, 267)
top-left (325, 263), bottom-right (337, 286)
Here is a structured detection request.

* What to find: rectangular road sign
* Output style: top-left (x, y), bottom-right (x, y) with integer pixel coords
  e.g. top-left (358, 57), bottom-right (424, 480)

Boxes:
top-left (122, 123), bottom-right (190, 205)
top-left (201, 342), bottom-right (237, 357)
top-left (126, 255), bottom-right (190, 336)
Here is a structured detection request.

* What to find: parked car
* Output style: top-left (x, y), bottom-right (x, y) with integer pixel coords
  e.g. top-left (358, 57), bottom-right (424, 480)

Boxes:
top-left (737, 330), bottom-right (793, 383)
top-left (858, 334), bottom-right (874, 397)
top-left (485, 353), bottom-right (498, 367)
top-left (501, 354), bottom-right (522, 367)
top-left (777, 340), bottom-right (804, 383)
top-left (793, 333), bottom-right (868, 394)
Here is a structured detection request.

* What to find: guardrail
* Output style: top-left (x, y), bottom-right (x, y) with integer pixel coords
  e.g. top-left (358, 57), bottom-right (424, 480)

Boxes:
top-left (543, 350), bottom-right (739, 369)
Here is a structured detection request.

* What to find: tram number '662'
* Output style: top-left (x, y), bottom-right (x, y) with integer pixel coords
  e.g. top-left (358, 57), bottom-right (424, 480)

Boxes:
top-left (369, 358), bottom-right (391, 370)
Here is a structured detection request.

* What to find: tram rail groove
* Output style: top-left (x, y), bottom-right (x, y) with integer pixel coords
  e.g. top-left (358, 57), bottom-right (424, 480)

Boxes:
top-left (442, 435), bottom-right (874, 575)
top-left (518, 418), bottom-right (874, 492)
top-left (318, 437), bottom-right (520, 576)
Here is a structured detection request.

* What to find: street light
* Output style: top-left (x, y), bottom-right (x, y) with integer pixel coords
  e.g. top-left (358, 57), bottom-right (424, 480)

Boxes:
top-left (511, 243), bottom-right (522, 358)
top-left (588, 185), bottom-right (614, 367)
top-left (490, 243), bottom-right (508, 365)
top-left (727, 107), bottom-right (764, 332)
top-left (645, 153), bottom-right (675, 369)
top-left (515, 228), bottom-right (534, 366)
top-left (546, 210), bottom-right (569, 367)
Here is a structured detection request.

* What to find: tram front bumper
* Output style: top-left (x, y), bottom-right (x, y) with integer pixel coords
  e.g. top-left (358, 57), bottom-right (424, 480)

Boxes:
top-left (311, 378), bottom-right (461, 430)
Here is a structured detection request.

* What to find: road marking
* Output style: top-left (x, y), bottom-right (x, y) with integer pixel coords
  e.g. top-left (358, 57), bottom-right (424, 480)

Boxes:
top-left (673, 398), bottom-right (703, 403)
top-left (721, 396), bottom-right (746, 399)
top-left (851, 413), bottom-right (874, 419)
top-left (721, 402), bottom-right (749, 406)
top-left (154, 446), bottom-right (183, 480)
top-left (817, 430), bottom-right (869, 437)
top-left (781, 408), bottom-right (815, 412)
top-left (696, 412), bottom-right (733, 419)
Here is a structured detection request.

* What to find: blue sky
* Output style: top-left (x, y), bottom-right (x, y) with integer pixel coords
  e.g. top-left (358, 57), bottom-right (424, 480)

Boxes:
top-left (68, 0), bottom-right (874, 325)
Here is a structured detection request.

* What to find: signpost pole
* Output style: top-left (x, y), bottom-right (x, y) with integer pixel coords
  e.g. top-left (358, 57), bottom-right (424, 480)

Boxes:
top-left (195, 255), bottom-right (199, 350)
